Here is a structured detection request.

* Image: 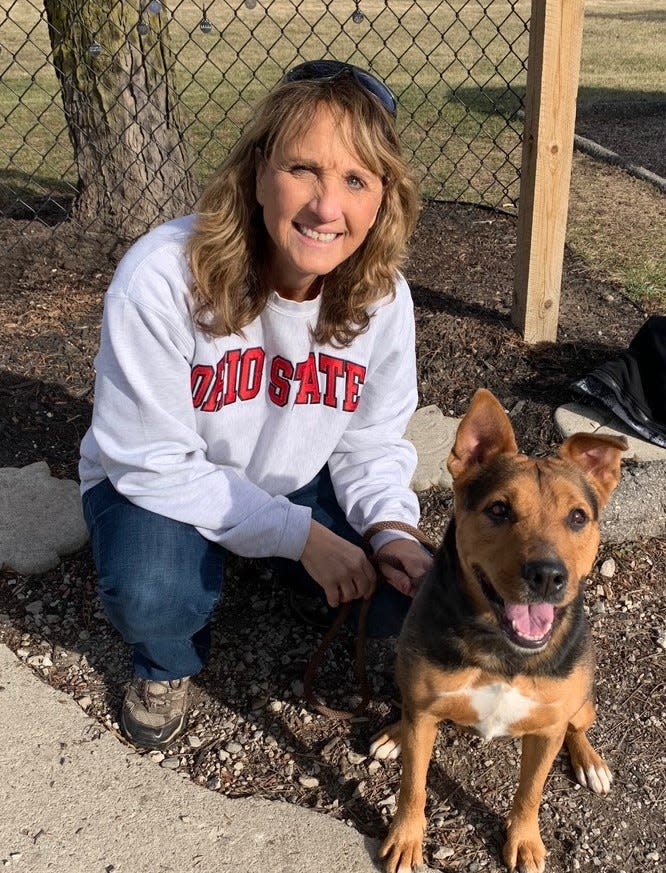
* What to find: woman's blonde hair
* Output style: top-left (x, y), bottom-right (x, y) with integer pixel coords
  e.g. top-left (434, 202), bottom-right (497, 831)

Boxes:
top-left (187, 74), bottom-right (420, 347)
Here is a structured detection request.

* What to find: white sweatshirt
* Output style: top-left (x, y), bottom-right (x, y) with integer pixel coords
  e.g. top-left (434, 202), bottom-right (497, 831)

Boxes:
top-left (79, 215), bottom-right (420, 561)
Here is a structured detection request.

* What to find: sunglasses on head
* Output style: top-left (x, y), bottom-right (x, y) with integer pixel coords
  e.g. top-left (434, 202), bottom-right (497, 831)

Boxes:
top-left (282, 60), bottom-right (398, 118)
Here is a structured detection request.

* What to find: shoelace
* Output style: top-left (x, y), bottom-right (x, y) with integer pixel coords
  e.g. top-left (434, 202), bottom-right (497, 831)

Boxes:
top-left (140, 679), bottom-right (186, 710)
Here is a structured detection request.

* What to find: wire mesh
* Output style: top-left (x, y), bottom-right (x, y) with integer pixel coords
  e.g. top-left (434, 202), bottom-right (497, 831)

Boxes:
top-left (0, 0), bottom-right (530, 241)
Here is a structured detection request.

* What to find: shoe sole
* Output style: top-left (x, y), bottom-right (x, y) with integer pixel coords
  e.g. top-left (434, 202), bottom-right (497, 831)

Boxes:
top-left (120, 707), bottom-right (187, 751)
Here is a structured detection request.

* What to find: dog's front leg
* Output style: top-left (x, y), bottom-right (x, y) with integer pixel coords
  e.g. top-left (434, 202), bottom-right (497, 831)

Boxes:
top-left (378, 709), bottom-right (438, 873)
top-left (503, 729), bottom-right (566, 873)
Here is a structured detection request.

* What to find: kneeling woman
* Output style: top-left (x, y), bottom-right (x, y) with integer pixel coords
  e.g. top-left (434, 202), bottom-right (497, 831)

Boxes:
top-left (80, 61), bottom-right (432, 749)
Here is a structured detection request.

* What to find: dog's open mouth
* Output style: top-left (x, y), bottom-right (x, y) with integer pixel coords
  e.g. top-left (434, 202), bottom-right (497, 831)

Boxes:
top-left (473, 566), bottom-right (556, 651)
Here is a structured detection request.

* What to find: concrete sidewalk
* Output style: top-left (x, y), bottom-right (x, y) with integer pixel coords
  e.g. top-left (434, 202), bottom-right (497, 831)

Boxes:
top-left (0, 643), bottom-right (382, 872)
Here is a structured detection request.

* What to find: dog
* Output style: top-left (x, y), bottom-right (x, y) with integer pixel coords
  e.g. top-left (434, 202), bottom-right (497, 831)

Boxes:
top-left (371, 388), bottom-right (627, 873)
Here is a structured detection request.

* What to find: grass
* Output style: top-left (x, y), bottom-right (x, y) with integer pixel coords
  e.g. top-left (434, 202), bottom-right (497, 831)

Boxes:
top-left (1, 0), bottom-right (664, 306)
top-left (567, 153), bottom-right (666, 310)
top-left (578, 0), bottom-right (666, 110)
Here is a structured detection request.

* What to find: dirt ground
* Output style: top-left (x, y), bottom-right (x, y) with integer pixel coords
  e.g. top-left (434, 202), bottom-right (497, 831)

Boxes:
top-left (1, 156), bottom-right (665, 870)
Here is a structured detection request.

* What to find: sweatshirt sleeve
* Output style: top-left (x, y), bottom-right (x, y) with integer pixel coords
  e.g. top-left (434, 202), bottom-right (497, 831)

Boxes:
top-left (88, 256), bottom-right (311, 561)
top-left (327, 276), bottom-right (420, 540)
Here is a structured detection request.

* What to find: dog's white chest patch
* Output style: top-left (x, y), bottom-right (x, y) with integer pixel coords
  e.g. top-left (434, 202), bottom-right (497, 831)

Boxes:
top-left (438, 683), bottom-right (535, 740)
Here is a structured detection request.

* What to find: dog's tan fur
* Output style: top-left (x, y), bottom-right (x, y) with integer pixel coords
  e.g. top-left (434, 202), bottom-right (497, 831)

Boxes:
top-left (373, 389), bottom-right (627, 873)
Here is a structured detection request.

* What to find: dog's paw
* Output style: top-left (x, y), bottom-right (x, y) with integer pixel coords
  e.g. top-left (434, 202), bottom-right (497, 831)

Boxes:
top-left (574, 759), bottom-right (612, 795)
top-left (378, 825), bottom-right (425, 873)
top-left (503, 827), bottom-right (546, 873)
top-left (568, 735), bottom-right (613, 795)
top-left (370, 721), bottom-right (402, 760)
top-left (370, 732), bottom-right (401, 760)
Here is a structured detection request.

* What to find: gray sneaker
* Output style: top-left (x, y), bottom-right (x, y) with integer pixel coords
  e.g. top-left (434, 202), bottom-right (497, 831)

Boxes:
top-left (120, 676), bottom-right (190, 750)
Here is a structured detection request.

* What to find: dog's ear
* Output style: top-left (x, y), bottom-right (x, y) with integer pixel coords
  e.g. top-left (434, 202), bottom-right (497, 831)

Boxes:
top-left (558, 433), bottom-right (628, 507)
top-left (447, 389), bottom-right (518, 481)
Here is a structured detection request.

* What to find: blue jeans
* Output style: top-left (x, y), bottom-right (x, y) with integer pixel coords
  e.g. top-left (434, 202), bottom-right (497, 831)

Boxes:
top-left (82, 468), bottom-right (410, 680)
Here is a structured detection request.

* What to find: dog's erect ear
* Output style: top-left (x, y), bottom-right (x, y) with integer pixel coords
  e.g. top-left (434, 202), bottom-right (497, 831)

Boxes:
top-left (447, 389), bottom-right (518, 481)
top-left (559, 433), bottom-right (628, 507)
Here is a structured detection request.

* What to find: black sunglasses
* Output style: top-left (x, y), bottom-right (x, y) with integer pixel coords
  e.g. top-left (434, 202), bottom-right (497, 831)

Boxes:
top-left (282, 60), bottom-right (398, 118)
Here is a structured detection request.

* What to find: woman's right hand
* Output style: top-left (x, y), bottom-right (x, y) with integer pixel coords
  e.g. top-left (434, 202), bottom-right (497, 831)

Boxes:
top-left (299, 520), bottom-right (376, 608)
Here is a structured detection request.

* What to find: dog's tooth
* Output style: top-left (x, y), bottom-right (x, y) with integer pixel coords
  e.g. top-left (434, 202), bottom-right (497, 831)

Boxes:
top-left (388, 744), bottom-right (402, 760)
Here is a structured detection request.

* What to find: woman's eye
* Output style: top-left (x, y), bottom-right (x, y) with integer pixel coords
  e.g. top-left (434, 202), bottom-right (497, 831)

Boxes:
top-left (485, 501), bottom-right (510, 522)
top-left (289, 164), bottom-right (314, 176)
top-left (346, 174), bottom-right (365, 190)
top-left (568, 508), bottom-right (588, 529)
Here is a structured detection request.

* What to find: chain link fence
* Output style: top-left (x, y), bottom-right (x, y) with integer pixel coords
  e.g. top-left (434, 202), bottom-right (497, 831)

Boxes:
top-left (1, 0), bottom-right (530, 241)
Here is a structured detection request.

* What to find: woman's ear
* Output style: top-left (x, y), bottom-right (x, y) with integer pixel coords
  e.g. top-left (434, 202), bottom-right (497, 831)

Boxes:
top-left (255, 148), bottom-right (266, 206)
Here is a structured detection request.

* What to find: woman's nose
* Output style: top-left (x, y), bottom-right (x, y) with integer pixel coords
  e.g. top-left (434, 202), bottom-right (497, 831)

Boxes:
top-left (309, 176), bottom-right (343, 221)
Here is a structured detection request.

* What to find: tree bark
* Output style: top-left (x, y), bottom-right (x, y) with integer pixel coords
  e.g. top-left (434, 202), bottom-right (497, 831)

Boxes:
top-left (44, 0), bottom-right (199, 240)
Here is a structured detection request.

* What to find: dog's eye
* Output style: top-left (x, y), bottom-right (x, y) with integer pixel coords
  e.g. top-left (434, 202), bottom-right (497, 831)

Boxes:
top-left (486, 501), bottom-right (511, 522)
top-left (568, 508), bottom-right (588, 529)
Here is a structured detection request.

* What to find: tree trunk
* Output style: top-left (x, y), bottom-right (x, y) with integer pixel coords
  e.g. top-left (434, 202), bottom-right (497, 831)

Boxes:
top-left (44, 0), bottom-right (199, 240)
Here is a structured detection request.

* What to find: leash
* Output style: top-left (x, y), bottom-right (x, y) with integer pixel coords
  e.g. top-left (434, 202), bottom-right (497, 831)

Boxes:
top-left (302, 522), bottom-right (437, 720)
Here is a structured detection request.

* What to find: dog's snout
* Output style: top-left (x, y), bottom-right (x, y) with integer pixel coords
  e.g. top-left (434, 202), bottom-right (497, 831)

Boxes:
top-left (522, 559), bottom-right (568, 599)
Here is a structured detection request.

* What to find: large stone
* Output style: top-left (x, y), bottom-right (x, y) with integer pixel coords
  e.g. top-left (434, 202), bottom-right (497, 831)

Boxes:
top-left (405, 405), bottom-right (459, 492)
top-left (0, 462), bottom-right (88, 574)
top-left (555, 402), bottom-right (666, 463)
top-left (601, 462), bottom-right (666, 543)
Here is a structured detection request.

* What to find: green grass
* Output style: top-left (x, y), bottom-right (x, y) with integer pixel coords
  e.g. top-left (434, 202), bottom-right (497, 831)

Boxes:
top-left (578, 0), bottom-right (666, 111)
top-left (1, 0), bottom-right (664, 304)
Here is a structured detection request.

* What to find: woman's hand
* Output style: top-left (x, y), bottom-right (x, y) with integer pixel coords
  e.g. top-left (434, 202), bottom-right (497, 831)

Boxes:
top-left (374, 538), bottom-right (433, 597)
top-left (300, 521), bottom-right (376, 608)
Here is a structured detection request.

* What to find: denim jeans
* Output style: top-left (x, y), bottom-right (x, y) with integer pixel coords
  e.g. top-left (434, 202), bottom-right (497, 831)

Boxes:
top-left (82, 468), bottom-right (410, 680)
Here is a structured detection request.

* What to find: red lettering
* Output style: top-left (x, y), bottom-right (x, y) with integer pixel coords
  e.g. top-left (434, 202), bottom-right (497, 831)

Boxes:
top-left (294, 353), bottom-right (321, 405)
top-left (268, 356), bottom-right (293, 407)
top-left (191, 364), bottom-right (214, 408)
top-left (237, 347), bottom-right (264, 401)
top-left (318, 353), bottom-right (345, 407)
top-left (201, 359), bottom-right (226, 412)
top-left (342, 361), bottom-right (366, 412)
top-left (223, 349), bottom-right (241, 405)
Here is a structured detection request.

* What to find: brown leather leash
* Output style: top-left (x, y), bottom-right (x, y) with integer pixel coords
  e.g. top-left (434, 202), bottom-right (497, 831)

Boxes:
top-left (302, 521), bottom-right (437, 720)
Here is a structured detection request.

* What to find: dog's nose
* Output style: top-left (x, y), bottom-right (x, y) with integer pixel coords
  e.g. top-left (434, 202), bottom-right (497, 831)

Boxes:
top-left (522, 560), bottom-right (568, 599)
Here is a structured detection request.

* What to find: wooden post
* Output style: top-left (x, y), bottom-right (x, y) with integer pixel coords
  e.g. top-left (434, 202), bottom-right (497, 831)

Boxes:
top-left (513, 0), bottom-right (586, 344)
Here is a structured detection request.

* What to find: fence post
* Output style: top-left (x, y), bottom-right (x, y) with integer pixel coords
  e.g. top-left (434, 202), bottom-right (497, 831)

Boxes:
top-left (513, 0), bottom-right (586, 344)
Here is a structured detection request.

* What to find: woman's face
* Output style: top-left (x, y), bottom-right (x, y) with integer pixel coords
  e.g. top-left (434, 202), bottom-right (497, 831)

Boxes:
top-left (255, 104), bottom-right (384, 301)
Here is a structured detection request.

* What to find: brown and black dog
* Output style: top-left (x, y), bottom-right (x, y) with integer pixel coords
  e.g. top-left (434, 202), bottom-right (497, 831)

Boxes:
top-left (371, 388), bottom-right (627, 873)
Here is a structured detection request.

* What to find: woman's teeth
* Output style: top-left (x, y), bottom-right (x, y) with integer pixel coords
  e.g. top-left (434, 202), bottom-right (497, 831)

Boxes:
top-left (297, 224), bottom-right (338, 243)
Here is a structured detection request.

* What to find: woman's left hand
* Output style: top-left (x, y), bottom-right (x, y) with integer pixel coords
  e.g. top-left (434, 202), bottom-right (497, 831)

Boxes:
top-left (374, 539), bottom-right (433, 597)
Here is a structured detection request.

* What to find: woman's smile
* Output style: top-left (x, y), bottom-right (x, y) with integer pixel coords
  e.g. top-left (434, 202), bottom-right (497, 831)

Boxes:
top-left (256, 105), bottom-right (384, 301)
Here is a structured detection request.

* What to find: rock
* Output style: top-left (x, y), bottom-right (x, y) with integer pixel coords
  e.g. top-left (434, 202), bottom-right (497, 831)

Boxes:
top-left (599, 558), bottom-right (616, 578)
top-left (433, 846), bottom-right (455, 860)
top-left (347, 750), bottom-right (367, 765)
top-left (404, 406), bottom-right (459, 492)
top-left (0, 462), bottom-right (89, 573)
top-left (298, 775), bottom-right (320, 789)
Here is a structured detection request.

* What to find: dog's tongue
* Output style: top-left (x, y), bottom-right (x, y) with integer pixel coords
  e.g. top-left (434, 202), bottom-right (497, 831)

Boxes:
top-left (505, 602), bottom-right (554, 640)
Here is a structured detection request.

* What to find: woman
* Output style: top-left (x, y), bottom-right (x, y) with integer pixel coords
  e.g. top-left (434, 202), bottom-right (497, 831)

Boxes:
top-left (80, 60), bottom-right (433, 750)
